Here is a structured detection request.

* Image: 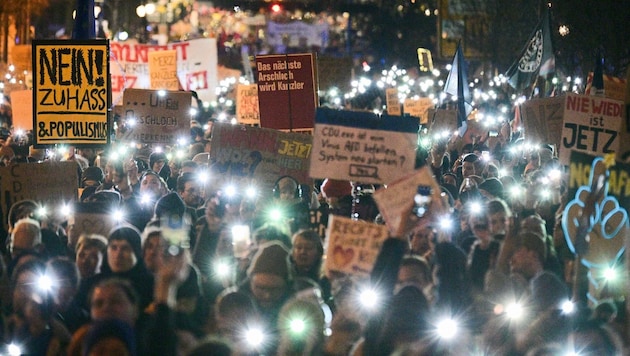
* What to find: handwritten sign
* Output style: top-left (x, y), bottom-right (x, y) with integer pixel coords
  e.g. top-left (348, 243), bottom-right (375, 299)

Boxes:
top-left (10, 90), bottom-right (33, 130)
top-left (386, 88), bottom-right (401, 116)
top-left (236, 84), bottom-right (260, 125)
top-left (0, 161), bottom-right (79, 228)
top-left (209, 123), bottom-right (312, 193)
top-left (373, 166), bottom-right (446, 237)
top-left (404, 97), bottom-right (434, 124)
top-left (324, 215), bottom-right (389, 278)
top-left (255, 53), bottom-right (317, 130)
top-left (69, 202), bottom-right (117, 238)
top-left (118, 89), bottom-right (192, 145)
top-left (109, 38), bottom-right (217, 104)
top-left (310, 108), bottom-right (418, 185)
top-left (32, 40), bottom-right (110, 146)
top-left (148, 49), bottom-right (179, 90)
top-left (560, 94), bottom-right (623, 165)
top-left (520, 96), bottom-right (565, 151)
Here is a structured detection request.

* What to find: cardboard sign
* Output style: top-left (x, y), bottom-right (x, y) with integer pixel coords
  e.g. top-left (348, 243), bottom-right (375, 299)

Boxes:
top-left (255, 53), bottom-right (317, 130)
top-left (404, 97), bottom-right (434, 124)
top-left (584, 72), bottom-right (627, 102)
top-left (386, 88), bottom-right (401, 116)
top-left (32, 40), bottom-right (110, 146)
top-left (110, 38), bottom-right (218, 104)
top-left (69, 202), bottom-right (117, 238)
top-left (235, 84), bottom-right (260, 125)
top-left (324, 215), bottom-right (389, 278)
top-left (427, 109), bottom-right (457, 134)
top-left (520, 96), bottom-right (565, 152)
top-left (310, 108), bottom-right (418, 185)
top-left (148, 49), bottom-right (179, 90)
top-left (560, 94), bottom-right (623, 165)
top-left (10, 90), bottom-right (33, 130)
top-left (0, 161), bottom-right (79, 227)
top-left (209, 123), bottom-right (312, 193)
top-left (118, 89), bottom-right (192, 145)
top-left (373, 166), bottom-right (446, 237)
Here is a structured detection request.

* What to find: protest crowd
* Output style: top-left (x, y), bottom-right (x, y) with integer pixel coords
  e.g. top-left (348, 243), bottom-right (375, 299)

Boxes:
top-left (0, 110), bottom-right (627, 356)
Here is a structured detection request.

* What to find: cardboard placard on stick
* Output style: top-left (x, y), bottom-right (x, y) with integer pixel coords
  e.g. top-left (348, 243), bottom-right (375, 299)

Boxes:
top-left (235, 84), bottom-right (260, 125)
top-left (404, 97), bottom-right (433, 124)
top-left (310, 108), bottom-right (418, 185)
top-left (118, 89), bottom-right (192, 145)
top-left (386, 88), bottom-right (401, 116)
top-left (373, 166), bottom-right (446, 238)
top-left (324, 215), bottom-right (389, 278)
top-left (32, 40), bottom-right (110, 146)
top-left (148, 49), bottom-right (179, 90)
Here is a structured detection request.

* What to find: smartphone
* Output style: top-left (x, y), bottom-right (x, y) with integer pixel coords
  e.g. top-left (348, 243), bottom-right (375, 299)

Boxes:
top-left (161, 213), bottom-right (191, 255)
top-left (489, 130), bottom-right (499, 137)
top-left (412, 185), bottom-right (433, 217)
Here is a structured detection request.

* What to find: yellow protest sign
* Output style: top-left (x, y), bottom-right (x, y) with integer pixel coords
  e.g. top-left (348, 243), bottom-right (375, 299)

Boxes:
top-left (32, 40), bottom-right (110, 146)
top-left (148, 49), bottom-right (179, 90)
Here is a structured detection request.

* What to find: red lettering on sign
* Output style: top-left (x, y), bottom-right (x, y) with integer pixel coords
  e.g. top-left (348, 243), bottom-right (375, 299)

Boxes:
top-left (186, 71), bottom-right (208, 90)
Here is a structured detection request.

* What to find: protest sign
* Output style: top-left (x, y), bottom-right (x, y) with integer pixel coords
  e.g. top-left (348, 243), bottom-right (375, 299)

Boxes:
top-left (32, 40), bottom-right (110, 146)
top-left (109, 38), bottom-right (217, 104)
top-left (148, 49), bottom-right (179, 90)
top-left (520, 96), bottom-right (564, 151)
top-left (560, 94), bottom-right (623, 165)
top-left (386, 88), bottom-right (401, 116)
top-left (118, 89), bottom-right (192, 145)
top-left (373, 166), bottom-right (446, 237)
top-left (310, 108), bottom-right (418, 185)
top-left (209, 123), bottom-right (312, 193)
top-left (255, 53), bottom-right (317, 130)
top-left (235, 84), bottom-right (260, 125)
top-left (0, 161), bottom-right (79, 228)
top-left (69, 202), bottom-right (117, 238)
top-left (324, 215), bottom-right (389, 278)
top-left (10, 90), bottom-right (33, 130)
top-left (404, 97), bottom-right (433, 124)
top-left (585, 72), bottom-right (627, 102)
top-left (427, 109), bottom-right (457, 135)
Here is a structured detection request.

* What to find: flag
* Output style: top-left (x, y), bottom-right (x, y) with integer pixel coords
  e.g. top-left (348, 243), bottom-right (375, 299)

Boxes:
top-left (72, 0), bottom-right (96, 40)
top-left (591, 50), bottom-right (605, 96)
top-left (443, 41), bottom-right (472, 131)
top-left (506, 8), bottom-right (555, 92)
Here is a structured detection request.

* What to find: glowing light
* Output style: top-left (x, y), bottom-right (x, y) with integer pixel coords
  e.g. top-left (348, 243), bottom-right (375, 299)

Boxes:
top-left (438, 216), bottom-right (453, 231)
top-left (269, 208), bottom-right (283, 221)
top-left (38, 274), bottom-right (54, 292)
top-left (245, 186), bottom-right (257, 199)
top-left (214, 260), bottom-right (231, 279)
top-left (359, 286), bottom-right (380, 310)
top-left (223, 185), bottom-right (237, 197)
top-left (37, 206), bottom-right (47, 217)
top-left (469, 201), bottom-right (483, 215)
top-left (8, 343), bottom-right (21, 356)
top-left (157, 90), bottom-right (166, 97)
top-left (604, 267), bottom-right (617, 281)
top-left (561, 300), bottom-right (574, 314)
top-left (436, 318), bottom-right (458, 340)
top-left (112, 209), bottom-right (125, 222)
top-left (245, 327), bottom-right (265, 347)
top-left (505, 302), bottom-right (524, 320)
top-left (289, 318), bottom-right (306, 334)
top-left (271, 4), bottom-right (281, 13)
top-left (60, 204), bottom-right (72, 217)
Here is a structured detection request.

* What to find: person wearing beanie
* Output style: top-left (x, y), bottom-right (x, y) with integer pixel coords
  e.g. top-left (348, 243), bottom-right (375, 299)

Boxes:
top-left (478, 177), bottom-right (504, 200)
top-left (149, 151), bottom-right (170, 181)
top-left (82, 166), bottom-right (105, 188)
top-left (239, 241), bottom-right (294, 353)
top-left (82, 318), bottom-right (137, 356)
top-left (320, 178), bottom-right (353, 217)
top-left (74, 224), bottom-right (155, 312)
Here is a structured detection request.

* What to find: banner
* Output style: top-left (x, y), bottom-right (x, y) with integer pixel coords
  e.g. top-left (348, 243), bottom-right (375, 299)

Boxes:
top-left (109, 38), bottom-right (217, 104)
top-left (404, 97), bottom-right (434, 124)
top-left (310, 108), bottom-right (418, 185)
top-left (118, 89), bottom-right (192, 145)
top-left (0, 161), bottom-right (79, 228)
top-left (10, 90), bottom-right (33, 130)
top-left (266, 21), bottom-right (329, 49)
top-left (209, 123), bottom-right (312, 193)
top-left (324, 215), bottom-right (389, 278)
top-left (560, 94), bottom-right (623, 164)
top-left (373, 166), bottom-right (446, 237)
top-left (148, 49), bottom-right (179, 90)
top-left (235, 84), bottom-right (260, 125)
top-left (584, 72), bottom-right (627, 102)
top-left (256, 53), bottom-right (317, 130)
top-left (32, 40), bottom-right (110, 146)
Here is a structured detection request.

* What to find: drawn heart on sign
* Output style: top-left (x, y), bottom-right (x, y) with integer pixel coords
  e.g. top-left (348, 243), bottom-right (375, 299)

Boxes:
top-left (333, 246), bottom-right (354, 267)
top-left (80, 218), bottom-right (107, 236)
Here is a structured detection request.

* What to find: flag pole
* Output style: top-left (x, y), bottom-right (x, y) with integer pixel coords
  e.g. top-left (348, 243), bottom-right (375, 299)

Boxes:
top-left (72, 0), bottom-right (96, 40)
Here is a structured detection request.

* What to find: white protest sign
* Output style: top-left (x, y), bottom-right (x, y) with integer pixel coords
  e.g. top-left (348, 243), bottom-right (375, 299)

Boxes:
top-left (110, 38), bottom-right (217, 104)
top-left (373, 166), bottom-right (446, 238)
top-left (310, 108), bottom-right (418, 185)
top-left (235, 84), bottom-right (260, 125)
top-left (148, 49), bottom-right (179, 90)
top-left (118, 89), bottom-right (192, 145)
top-left (404, 97), bottom-right (434, 124)
top-left (324, 215), bottom-right (389, 278)
top-left (560, 93), bottom-right (623, 165)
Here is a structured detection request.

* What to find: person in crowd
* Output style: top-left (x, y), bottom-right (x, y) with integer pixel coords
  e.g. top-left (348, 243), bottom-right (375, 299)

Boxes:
top-left (290, 229), bottom-right (323, 285)
top-left (212, 289), bottom-right (260, 353)
top-left (396, 255), bottom-right (433, 303)
top-left (486, 199), bottom-right (511, 241)
top-left (407, 223), bottom-right (435, 261)
top-left (467, 212), bottom-right (500, 294)
top-left (176, 173), bottom-right (203, 218)
top-left (81, 166), bottom-right (105, 188)
top-left (75, 234), bottom-right (107, 281)
top-left (45, 257), bottom-right (89, 333)
top-left (8, 217), bottom-right (42, 261)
